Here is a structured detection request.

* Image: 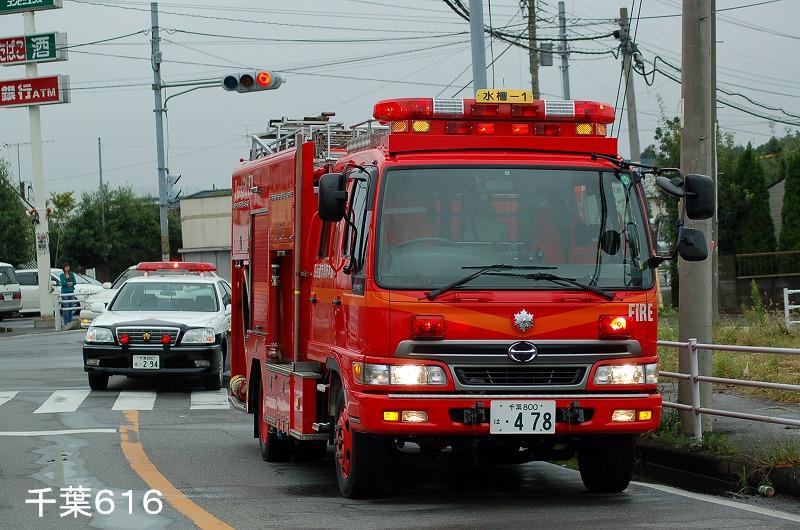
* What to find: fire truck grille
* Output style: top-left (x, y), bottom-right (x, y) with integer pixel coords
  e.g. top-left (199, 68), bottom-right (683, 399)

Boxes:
top-left (455, 366), bottom-right (586, 386)
top-left (116, 327), bottom-right (180, 347)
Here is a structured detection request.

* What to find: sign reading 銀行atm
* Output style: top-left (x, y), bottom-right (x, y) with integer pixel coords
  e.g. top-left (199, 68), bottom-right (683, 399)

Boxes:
top-left (0, 32), bottom-right (66, 65)
top-left (0, 0), bottom-right (62, 15)
top-left (0, 75), bottom-right (69, 108)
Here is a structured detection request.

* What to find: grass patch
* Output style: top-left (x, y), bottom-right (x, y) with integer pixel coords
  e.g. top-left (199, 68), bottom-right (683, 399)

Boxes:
top-left (658, 309), bottom-right (800, 403)
top-left (649, 409), bottom-right (739, 455)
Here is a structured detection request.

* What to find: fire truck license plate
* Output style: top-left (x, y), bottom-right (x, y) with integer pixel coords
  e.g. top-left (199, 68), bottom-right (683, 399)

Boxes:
top-left (132, 355), bottom-right (160, 369)
top-left (490, 400), bottom-right (556, 434)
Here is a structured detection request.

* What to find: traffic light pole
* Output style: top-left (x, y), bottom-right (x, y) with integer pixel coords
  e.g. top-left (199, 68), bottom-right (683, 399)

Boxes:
top-left (151, 1), bottom-right (169, 262)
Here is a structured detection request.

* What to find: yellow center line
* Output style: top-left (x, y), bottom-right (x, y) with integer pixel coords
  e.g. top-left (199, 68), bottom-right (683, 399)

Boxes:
top-left (119, 411), bottom-right (234, 530)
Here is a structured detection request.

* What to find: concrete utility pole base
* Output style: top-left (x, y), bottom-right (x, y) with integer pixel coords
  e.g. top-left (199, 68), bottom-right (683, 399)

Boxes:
top-left (33, 317), bottom-right (54, 329)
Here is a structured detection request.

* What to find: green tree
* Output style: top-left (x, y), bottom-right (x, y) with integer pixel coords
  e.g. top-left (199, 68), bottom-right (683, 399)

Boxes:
top-left (734, 144), bottom-right (776, 253)
top-left (717, 130), bottom-right (744, 254)
top-left (61, 187), bottom-right (183, 278)
top-left (48, 191), bottom-right (76, 267)
top-left (0, 161), bottom-right (34, 267)
top-left (779, 148), bottom-right (800, 250)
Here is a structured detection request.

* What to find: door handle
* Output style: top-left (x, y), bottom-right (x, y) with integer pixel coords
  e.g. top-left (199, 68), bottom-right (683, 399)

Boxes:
top-left (332, 298), bottom-right (342, 307)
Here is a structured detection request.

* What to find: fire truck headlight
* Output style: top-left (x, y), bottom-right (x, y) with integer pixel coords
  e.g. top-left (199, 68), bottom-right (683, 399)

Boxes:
top-left (594, 363), bottom-right (657, 385)
top-left (85, 326), bottom-right (113, 343)
top-left (355, 363), bottom-right (447, 385)
top-left (181, 328), bottom-right (215, 344)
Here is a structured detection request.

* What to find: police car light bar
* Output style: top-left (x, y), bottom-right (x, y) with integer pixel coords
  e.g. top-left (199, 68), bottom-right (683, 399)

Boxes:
top-left (136, 262), bottom-right (217, 272)
top-left (372, 98), bottom-right (615, 124)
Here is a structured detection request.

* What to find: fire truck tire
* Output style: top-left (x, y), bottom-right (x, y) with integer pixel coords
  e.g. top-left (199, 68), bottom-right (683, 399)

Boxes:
top-left (88, 373), bottom-right (109, 391)
top-left (256, 384), bottom-right (293, 462)
top-left (334, 391), bottom-right (383, 498)
top-left (577, 435), bottom-right (635, 493)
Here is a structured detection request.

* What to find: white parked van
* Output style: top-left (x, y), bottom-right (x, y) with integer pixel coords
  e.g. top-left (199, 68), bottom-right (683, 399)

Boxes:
top-left (0, 262), bottom-right (22, 320)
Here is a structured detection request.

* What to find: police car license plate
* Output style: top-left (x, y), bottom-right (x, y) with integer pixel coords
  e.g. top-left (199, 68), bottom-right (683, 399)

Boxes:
top-left (2, 293), bottom-right (10, 301)
top-left (490, 400), bottom-right (556, 434)
top-left (132, 355), bottom-right (159, 370)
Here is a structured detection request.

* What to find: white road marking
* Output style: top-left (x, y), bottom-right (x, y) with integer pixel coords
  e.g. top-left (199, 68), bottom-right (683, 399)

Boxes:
top-left (190, 390), bottom-right (231, 410)
top-left (632, 481), bottom-right (800, 524)
top-left (33, 389), bottom-right (91, 414)
top-left (112, 391), bottom-right (158, 411)
top-left (0, 391), bottom-right (17, 407)
top-left (0, 428), bottom-right (116, 436)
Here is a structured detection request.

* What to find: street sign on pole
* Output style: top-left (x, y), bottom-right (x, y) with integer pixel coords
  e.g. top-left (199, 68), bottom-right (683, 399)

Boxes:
top-left (0, 0), bottom-right (62, 15)
top-left (0, 32), bottom-right (67, 65)
top-left (0, 74), bottom-right (69, 108)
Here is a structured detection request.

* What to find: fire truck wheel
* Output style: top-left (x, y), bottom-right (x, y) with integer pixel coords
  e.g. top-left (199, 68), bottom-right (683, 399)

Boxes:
top-left (87, 373), bottom-right (109, 391)
top-left (334, 391), bottom-right (383, 498)
top-left (203, 350), bottom-right (225, 391)
top-left (256, 383), bottom-right (293, 462)
top-left (577, 435), bottom-right (635, 493)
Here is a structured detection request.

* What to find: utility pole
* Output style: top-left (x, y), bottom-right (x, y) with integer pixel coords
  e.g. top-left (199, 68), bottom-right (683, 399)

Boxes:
top-left (468, 0), bottom-right (488, 90)
top-left (97, 137), bottom-right (105, 231)
top-left (557, 1), bottom-right (570, 99)
top-left (679, 0), bottom-right (715, 434)
top-left (618, 7), bottom-right (641, 162)
top-left (151, 1), bottom-right (170, 262)
top-left (524, 0), bottom-right (540, 98)
top-left (23, 11), bottom-right (54, 322)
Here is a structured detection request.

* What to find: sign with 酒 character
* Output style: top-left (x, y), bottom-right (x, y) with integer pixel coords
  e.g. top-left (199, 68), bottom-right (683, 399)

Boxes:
top-left (0, 0), bottom-right (62, 15)
top-left (0, 74), bottom-right (69, 108)
top-left (0, 32), bottom-right (66, 65)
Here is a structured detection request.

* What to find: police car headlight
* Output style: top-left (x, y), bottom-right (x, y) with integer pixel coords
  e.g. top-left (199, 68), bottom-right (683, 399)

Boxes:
top-left (353, 363), bottom-right (446, 386)
top-left (181, 328), bottom-right (215, 344)
top-left (85, 327), bottom-right (113, 343)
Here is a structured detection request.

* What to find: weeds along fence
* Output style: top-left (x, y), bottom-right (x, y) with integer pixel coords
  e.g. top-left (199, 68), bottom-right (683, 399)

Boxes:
top-left (658, 338), bottom-right (800, 441)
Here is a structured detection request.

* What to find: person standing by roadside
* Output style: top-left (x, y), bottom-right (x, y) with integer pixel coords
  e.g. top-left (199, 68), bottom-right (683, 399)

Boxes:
top-left (59, 262), bottom-right (78, 325)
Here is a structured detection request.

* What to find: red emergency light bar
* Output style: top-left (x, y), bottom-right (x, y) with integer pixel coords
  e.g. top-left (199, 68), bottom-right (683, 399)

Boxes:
top-left (373, 98), bottom-right (615, 124)
top-left (136, 261), bottom-right (217, 272)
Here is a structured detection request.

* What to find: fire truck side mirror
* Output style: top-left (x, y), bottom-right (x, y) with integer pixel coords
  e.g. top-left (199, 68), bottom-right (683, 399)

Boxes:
top-left (318, 172), bottom-right (347, 222)
top-left (677, 227), bottom-right (709, 261)
top-left (683, 174), bottom-right (714, 220)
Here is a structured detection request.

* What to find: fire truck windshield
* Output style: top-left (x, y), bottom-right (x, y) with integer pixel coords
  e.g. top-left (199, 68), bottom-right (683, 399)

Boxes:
top-left (376, 167), bottom-right (654, 292)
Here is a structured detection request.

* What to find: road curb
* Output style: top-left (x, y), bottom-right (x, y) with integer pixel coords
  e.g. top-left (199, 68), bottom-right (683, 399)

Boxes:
top-left (637, 438), bottom-right (800, 498)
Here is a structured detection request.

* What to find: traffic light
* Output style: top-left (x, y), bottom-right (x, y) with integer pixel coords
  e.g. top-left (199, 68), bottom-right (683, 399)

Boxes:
top-left (222, 71), bottom-right (284, 93)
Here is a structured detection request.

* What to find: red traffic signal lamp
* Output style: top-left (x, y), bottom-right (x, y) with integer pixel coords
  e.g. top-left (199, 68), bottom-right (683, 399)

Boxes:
top-left (222, 71), bottom-right (284, 93)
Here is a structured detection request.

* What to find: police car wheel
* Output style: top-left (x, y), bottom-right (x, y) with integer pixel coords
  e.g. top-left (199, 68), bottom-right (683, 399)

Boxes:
top-left (203, 351), bottom-right (224, 391)
top-left (88, 373), bottom-right (109, 391)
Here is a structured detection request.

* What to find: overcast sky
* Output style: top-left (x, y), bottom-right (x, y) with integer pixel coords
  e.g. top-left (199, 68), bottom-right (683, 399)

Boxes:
top-left (1, 0), bottom-right (797, 199)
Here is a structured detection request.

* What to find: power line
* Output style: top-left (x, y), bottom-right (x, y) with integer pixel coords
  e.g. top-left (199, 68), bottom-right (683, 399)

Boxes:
top-left (164, 28), bottom-right (469, 44)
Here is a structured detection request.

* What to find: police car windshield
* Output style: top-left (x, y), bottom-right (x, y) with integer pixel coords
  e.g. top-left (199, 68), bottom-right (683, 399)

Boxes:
top-left (110, 282), bottom-right (218, 312)
top-left (375, 167), bottom-right (653, 291)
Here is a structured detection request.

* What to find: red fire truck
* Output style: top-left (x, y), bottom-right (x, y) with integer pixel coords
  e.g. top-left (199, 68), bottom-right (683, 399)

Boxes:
top-left (228, 94), bottom-right (713, 498)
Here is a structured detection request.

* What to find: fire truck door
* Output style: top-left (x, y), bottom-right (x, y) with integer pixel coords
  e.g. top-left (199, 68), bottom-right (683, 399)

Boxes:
top-left (309, 219), bottom-right (335, 351)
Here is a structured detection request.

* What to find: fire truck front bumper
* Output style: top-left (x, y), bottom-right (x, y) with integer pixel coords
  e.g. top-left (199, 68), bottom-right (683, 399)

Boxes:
top-left (347, 392), bottom-right (661, 435)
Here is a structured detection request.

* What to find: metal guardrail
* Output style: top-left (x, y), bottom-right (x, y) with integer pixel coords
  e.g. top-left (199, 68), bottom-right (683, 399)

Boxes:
top-left (53, 292), bottom-right (86, 331)
top-left (658, 338), bottom-right (800, 441)
top-left (735, 250), bottom-right (800, 279)
top-left (784, 288), bottom-right (800, 330)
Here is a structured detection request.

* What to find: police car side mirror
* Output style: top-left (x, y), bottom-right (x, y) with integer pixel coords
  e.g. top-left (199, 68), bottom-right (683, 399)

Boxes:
top-left (90, 302), bottom-right (106, 313)
top-left (102, 282), bottom-right (112, 289)
top-left (225, 304), bottom-right (232, 316)
top-left (318, 172), bottom-right (347, 222)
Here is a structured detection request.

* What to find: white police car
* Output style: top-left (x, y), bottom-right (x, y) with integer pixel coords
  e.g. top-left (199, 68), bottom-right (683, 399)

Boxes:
top-left (83, 274), bottom-right (232, 391)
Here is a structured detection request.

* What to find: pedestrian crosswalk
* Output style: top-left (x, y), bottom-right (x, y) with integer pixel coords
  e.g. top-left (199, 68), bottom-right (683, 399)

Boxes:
top-left (1, 389), bottom-right (231, 414)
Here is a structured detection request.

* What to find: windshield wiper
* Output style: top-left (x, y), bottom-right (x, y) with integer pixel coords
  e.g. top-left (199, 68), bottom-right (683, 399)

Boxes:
top-left (485, 271), bottom-right (616, 300)
top-left (425, 264), bottom-right (556, 301)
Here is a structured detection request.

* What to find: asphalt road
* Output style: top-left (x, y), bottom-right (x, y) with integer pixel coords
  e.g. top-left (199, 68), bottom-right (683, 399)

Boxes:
top-left (1, 327), bottom-right (799, 529)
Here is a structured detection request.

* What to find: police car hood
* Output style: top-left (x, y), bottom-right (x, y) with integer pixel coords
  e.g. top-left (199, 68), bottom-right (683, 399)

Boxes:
top-left (84, 289), bottom-right (117, 304)
top-left (93, 311), bottom-right (216, 328)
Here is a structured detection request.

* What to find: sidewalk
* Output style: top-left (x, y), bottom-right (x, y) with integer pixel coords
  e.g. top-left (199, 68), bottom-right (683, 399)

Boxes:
top-left (638, 384), bottom-right (800, 496)
top-left (0, 317), bottom-right (81, 337)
